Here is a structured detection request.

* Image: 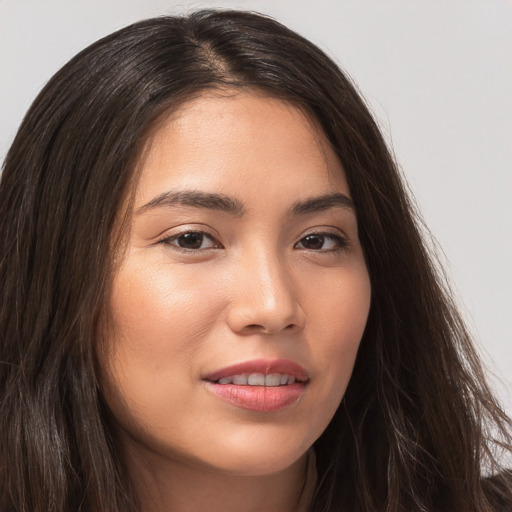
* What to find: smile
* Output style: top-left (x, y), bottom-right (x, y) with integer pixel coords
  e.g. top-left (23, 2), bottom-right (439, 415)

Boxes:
top-left (203, 359), bottom-right (309, 412)
top-left (204, 358), bottom-right (309, 383)
top-left (216, 373), bottom-right (300, 386)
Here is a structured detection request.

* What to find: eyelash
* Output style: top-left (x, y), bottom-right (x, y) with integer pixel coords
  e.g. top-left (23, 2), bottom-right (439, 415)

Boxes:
top-left (158, 230), bottom-right (222, 252)
top-left (157, 229), bottom-right (349, 254)
top-left (295, 232), bottom-right (349, 253)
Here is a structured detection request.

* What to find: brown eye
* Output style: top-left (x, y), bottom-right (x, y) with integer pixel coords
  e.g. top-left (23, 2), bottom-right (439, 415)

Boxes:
top-left (299, 235), bottom-right (326, 250)
top-left (160, 231), bottom-right (220, 250)
top-left (295, 233), bottom-right (348, 252)
top-left (177, 232), bottom-right (205, 249)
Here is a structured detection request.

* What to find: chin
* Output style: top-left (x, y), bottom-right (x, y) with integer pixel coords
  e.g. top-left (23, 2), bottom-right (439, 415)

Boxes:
top-left (208, 447), bottom-right (308, 477)
top-left (195, 427), bottom-right (316, 476)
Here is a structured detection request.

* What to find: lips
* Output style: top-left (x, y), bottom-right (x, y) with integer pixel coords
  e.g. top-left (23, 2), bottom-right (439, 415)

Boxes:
top-left (203, 359), bottom-right (309, 412)
top-left (216, 373), bottom-right (297, 386)
top-left (204, 358), bottom-right (309, 383)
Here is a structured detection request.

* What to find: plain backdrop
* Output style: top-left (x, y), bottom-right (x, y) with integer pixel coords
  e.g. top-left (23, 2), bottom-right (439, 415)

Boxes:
top-left (0, 0), bottom-right (510, 414)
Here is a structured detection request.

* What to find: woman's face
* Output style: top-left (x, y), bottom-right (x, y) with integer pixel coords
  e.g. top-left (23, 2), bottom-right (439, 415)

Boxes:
top-left (101, 91), bottom-right (371, 476)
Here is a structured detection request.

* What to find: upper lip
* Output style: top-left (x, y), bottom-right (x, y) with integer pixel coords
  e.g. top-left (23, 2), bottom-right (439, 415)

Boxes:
top-left (204, 358), bottom-right (309, 383)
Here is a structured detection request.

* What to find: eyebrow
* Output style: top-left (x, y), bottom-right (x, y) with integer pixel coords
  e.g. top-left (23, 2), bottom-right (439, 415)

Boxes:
top-left (136, 190), bottom-right (245, 216)
top-left (289, 193), bottom-right (355, 215)
top-left (136, 190), bottom-right (355, 217)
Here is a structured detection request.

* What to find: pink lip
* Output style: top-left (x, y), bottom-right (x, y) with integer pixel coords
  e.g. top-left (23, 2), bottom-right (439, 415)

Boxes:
top-left (205, 382), bottom-right (306, 412)
top-left (204, 358), bottom-right (309, 382)
top-left (203, 358), bottom-right (309, 413)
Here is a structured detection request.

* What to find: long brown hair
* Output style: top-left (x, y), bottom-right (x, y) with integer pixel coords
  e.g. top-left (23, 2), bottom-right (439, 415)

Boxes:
top-left (1, 10), bottom-right (510, 512)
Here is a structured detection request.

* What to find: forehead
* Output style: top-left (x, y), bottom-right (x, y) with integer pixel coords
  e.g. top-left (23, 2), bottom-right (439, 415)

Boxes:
top-left (134, 91), bottom-right (349, 206)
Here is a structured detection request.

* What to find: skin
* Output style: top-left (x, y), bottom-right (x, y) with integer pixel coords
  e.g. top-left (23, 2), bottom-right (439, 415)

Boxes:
top-left (100, 91), bottom-right (372, 512)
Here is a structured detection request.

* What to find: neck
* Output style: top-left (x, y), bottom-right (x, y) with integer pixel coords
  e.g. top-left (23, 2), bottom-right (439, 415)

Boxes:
top-left (123, 443), bottom-right (311, 512)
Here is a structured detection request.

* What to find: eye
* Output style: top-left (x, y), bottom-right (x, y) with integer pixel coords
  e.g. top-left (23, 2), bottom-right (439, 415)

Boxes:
top-left (295, 233), bottom-right (348, 252)
top-left (160, 231), bottom-right (221, 251)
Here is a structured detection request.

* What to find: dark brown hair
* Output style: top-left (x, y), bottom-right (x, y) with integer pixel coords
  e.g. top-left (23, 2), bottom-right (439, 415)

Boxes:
top-left (1, 10), bottom-right (510, 512)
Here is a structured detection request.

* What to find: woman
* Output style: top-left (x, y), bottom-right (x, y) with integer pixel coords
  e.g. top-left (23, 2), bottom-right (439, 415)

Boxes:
top-left (0, 9), bottom-right (510, 512)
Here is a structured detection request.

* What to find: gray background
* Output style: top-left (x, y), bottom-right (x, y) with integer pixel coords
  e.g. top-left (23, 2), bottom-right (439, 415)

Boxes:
top-left (1, 0), bottom-right (510, 414)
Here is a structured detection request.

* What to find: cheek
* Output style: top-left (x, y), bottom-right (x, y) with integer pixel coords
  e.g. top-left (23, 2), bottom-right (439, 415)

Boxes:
top-left (308, 256), bottom-right (371, 342)
top-left (108, 258), bottom-right (223, 357)
top-left (306, 261), bottom-right (371, 401)
top-left (100, 260), bottom-right (225, 423)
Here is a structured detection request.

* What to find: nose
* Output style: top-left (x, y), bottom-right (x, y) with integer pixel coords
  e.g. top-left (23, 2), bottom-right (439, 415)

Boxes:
top-left (226, 249), bottom-right (306, 336)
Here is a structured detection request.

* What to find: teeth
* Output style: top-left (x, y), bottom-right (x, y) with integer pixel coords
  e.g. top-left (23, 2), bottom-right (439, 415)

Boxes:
top-left (247, 373), bottom-right (265, 385)
top-left (233, 374), bottom-right (248, 385)
top-left (216, 373), bottom-right (300, 386)
top-left (265, 374), bottom-right (282, 386)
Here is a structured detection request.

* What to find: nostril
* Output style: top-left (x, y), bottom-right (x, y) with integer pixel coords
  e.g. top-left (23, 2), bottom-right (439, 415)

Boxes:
top-left (242, 322), bottom-right (299, 335)
top-left (226, 298), bottom-right (306, 335)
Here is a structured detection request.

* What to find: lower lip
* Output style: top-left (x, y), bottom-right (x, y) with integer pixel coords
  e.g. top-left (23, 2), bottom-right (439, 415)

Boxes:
top-left (204, 382), bottom-right (306, 412)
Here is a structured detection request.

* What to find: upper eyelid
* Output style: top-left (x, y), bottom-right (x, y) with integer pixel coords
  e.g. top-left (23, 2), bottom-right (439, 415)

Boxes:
top-left (295, 232), bottom-right (349, 245)
top-left (163, 231), bottom-right (217, 242)
top-left (157, 225), bottom-right (220, 242)
top-left (299, 231), bottom-right (346, 239)
top-left (298, 226), bottom-right (349, 239)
